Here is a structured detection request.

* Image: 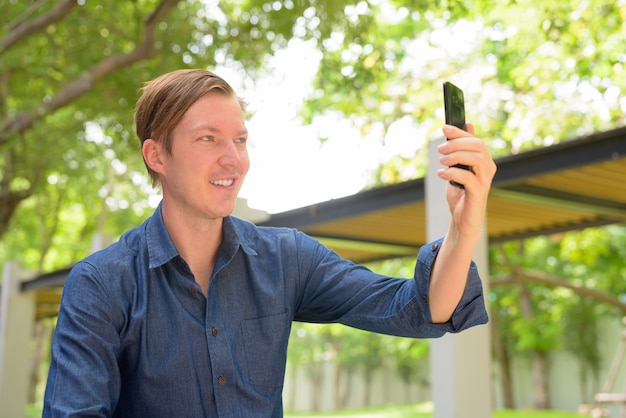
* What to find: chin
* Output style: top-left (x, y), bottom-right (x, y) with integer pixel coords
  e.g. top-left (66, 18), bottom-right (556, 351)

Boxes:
top-left (215, 205), bottom-right (236, 218)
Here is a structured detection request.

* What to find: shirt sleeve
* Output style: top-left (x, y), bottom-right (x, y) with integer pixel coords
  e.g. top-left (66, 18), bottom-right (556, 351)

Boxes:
top-left (293, 233), bottom-right (488, 338)
top-left (412, 237), bottom-right (489, 335)
top-left (43, 261), bottom-right (122, 418)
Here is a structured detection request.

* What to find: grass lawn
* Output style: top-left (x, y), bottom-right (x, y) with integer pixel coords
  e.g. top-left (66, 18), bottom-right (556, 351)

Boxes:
top-left (285, 402), bottom-right (586, 418)
top-left (28, 402), bottom-right (586, 417)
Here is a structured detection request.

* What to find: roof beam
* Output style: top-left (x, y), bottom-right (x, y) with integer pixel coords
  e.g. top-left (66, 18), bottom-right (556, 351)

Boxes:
top-left (492, 185), bottom-right (626, 222)
top-left (312, 236), bottom-right (419, 256)
top-left (20, 267), bottom-right (70, 291)
top-left (493, 126), bottom-right (626, 185)
top-left (260, 179), bottom-right (425, 228)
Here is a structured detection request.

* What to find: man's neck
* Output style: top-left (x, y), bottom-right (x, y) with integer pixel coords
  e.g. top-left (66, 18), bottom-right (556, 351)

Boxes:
top-left (161, 202), bottom-right (223, 295)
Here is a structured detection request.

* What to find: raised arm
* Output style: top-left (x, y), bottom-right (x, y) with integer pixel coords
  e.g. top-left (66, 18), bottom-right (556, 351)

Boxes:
top-left (428, 123), bottom-right (496, 323)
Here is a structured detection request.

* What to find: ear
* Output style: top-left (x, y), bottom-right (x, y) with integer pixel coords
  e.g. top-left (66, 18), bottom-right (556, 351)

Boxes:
top-left (142, 139), bottom-right (166, 176)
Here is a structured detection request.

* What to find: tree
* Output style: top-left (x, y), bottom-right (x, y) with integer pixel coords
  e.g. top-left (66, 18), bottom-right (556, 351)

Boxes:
top-left (1, 0), bottom-right (468, 266)
top-left (489, 225), bottom-right (626, 409)
top-left (1, 0), bottom-right (175, 239)
top-left (308, 0), bottom-right (626, 186)
top-left (2, 0), bottom-right (626, 412)
top-left (3, 0), bottom-right (624, 268)
top-left (287, 322), bottom-right (332, 411)
top-left (391, 336), bottom-right (429, 403)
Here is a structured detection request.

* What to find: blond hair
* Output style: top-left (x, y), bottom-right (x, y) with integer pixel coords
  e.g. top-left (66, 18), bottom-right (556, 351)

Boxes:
top-left (134, 69), bottom-right (246, 185)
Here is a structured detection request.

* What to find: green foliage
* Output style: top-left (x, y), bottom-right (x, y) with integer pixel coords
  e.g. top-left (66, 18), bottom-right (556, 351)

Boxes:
top-left (2, 0), bottom-right (624, 270)
top-left (560, 226), bottom-right (626, 294)
top-left (2, 1), bottom-right (626, 410)
top-left (390, 337), bottom-right (429, 385)
top-left (301, 0), bottom-right (626, 182)
top-left (489, 225), bottom-right (626, 399)
top-left (0, 116), bottom-right (152, 271)
top-left (288, 322), bottom-right (334, 377)
top-left (475, 0), bottom-right (626, 151)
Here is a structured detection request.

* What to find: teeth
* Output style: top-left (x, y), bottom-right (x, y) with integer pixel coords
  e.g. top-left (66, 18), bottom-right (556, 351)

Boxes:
top-left (211, 179), bottom-right (234, 186)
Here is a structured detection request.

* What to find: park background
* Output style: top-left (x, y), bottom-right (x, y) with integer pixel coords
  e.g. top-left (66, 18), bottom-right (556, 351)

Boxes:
top-left (1, 0), bottom-right (625, 417)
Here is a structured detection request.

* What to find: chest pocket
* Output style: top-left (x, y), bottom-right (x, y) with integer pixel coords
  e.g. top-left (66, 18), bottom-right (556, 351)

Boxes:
top-left (240, 312), bottom-right (291, 388)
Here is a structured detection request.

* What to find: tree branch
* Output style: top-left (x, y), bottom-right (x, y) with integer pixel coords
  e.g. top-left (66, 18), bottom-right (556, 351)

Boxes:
top-left (0, 0), bottom-right (181, 146)
top-left (491, 268), bottom-right (626, 314)
top-left (0, 0), bottom-right (78, 55)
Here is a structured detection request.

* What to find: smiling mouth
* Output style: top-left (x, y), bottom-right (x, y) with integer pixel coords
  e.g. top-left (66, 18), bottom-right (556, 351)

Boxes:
top-left (210, 179), bottom-right (235, 186)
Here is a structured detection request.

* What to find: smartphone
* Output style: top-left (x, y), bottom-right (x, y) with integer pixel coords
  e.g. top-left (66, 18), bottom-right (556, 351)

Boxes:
top-left (443, 81), bottom-right (471, 188)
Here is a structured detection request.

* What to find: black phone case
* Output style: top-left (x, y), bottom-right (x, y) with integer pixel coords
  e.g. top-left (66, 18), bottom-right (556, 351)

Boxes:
top-left (443, 82), bottom-right (471, 188)
top-left (443, 81), bottom-right (465, 130)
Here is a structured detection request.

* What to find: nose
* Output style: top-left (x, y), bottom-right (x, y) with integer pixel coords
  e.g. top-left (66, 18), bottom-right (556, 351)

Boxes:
top-left (218, 140), bottom-right (244, 168)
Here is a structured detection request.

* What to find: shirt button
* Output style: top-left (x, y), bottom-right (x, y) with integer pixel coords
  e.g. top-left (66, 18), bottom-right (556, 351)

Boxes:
top-left (422, 296), bottom-right (429, 304)
top-left (212, 328), bottom-right (219, 337)
top-left (189, 286), bottom-right (198, 295)
top-left (218, 375), bottom-right (227, 385)
top-left (431, 243), bottom-right (439, 251)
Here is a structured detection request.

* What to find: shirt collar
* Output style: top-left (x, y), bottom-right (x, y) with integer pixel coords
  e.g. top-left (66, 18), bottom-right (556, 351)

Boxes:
top-left (146, 202), bottom-right (257, 269)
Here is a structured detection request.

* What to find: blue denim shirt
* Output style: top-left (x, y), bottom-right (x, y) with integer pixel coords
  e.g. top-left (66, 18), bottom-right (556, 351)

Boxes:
top-left (44, 204), bottom-right (487, 417)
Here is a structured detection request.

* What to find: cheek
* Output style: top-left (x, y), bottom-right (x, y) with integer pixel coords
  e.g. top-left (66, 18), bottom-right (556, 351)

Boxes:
top-left (241, 152), bottom-right (251, 174)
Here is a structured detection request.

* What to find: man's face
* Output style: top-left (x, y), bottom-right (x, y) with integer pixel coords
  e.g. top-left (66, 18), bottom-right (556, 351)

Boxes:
top-left (158, 92), bottom-right (250, 221)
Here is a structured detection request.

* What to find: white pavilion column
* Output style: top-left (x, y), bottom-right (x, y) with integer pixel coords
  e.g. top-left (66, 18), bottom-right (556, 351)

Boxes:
top-left (0, 263), bottom-right (36, 418)
top-left (426, 136), bottom-right (492, 417)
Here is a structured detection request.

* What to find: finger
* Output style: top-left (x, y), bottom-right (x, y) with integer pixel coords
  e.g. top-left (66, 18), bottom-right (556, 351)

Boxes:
top-left (443, 124), bottom-right (472, 139)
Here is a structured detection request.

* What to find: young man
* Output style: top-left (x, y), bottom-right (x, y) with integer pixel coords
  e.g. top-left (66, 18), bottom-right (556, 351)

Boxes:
top-left (44, 69), bottom-right (496, 417)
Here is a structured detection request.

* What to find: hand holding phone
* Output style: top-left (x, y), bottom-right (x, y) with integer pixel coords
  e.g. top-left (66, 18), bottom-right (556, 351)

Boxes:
top-left (443, 81), bottom-right (472, 189)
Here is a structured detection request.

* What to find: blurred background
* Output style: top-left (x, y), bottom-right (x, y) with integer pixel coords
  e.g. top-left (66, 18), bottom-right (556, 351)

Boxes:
top-left (1, 0), bottom-right (625, 416)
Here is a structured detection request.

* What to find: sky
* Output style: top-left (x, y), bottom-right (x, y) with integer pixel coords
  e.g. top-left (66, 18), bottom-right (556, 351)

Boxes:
top-left (86, 38), bottom-right (430, 218)
top-left (88, 15), bottom-right (488, 218)
top-left (219, 39), bottom-right (428, 214)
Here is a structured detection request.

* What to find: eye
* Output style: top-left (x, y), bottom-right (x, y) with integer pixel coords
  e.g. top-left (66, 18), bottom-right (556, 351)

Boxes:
top-left (234, 137), bottom-right (248, 144)
top-left (200, 135), bottom-right (215, 142)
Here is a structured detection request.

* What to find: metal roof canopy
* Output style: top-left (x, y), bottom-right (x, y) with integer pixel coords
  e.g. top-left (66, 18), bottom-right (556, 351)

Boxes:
top-left (12, 126), bottom-right (626, 317)
top-left (258, 126), bottom-right (626, 263)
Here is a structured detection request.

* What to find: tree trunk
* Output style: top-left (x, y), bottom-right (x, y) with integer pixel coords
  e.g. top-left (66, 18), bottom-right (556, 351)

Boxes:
top-left (491, 309), bottom-right (515, 408)
top-left (0, 189), bottom-right (31, 238)
top-left (363, 369), bottom-right (373, 407)
top-left (287, 364), bottom-right (298, 411)
top-left (518, 281), bottom-right (551, 409)
top-left (532, 350), bottom-right (550, 409)
top-left (28, 320), bottom-right (53, 403)
top-left (334, 362), bottom-right (344, 409)
top-left (310, 364), bottom-right (323, 412)
top-left (342, 369), bottom-right (353, 409)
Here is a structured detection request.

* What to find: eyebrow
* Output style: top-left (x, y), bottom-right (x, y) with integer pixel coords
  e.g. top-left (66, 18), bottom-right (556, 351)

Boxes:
top-left (188, 124), bottom-right (248, 137)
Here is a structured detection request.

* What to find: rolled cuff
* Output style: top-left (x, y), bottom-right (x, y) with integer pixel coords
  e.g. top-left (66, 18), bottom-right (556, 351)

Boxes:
top-left (414, 238), bottom-right (489, 336)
